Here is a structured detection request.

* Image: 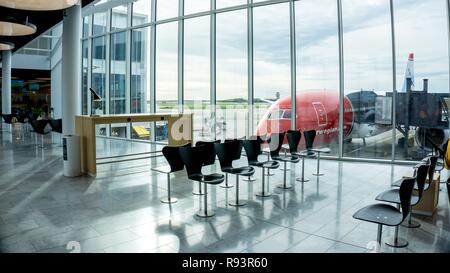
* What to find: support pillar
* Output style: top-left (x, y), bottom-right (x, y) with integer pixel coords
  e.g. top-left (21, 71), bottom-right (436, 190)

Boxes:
top-left (61, 3), bottom-right (81, 135)
top-left (2, 50), bottom-right (12, 115)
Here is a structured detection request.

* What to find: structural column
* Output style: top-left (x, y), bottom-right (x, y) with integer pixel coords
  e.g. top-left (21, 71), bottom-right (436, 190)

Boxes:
top-left (1, 50), bottom-right (12, 115)
top-left (62, 3), bottom-right (82, 135)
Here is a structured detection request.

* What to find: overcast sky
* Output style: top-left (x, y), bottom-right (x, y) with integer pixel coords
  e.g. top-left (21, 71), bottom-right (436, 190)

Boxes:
top-left (106, 0), bottom-right (450, 101)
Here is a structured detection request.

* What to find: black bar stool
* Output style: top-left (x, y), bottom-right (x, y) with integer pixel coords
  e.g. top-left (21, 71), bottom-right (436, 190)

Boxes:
top-left (152, 143), bottom-right (191, 204)
top-left (14, 112), bottom-right (28, 140)
top-left (215, 140), bottom-right (255, 206)
top-left (353, 177), bottom-right (416, 252)
top-left (49, 119), bottom-right (63, 145)
top-left (193, 140), bottom-right (220, 195)
top-left (1, 114), bottom-right (14, 132)
top-left (286, 130), bottom-right (309, 183)
top-left (179, 145), bottom-right (224, 218)
top-left (242, 138), bottom-right (279, 198)
top-left (29, 119), bottom-right (50, 148)
top-left (303, 130), bottom-right (330, 176)
top-left (375, 163), bottom-right (429, 247)
top-left (269, 132), bottom-right (300, 190)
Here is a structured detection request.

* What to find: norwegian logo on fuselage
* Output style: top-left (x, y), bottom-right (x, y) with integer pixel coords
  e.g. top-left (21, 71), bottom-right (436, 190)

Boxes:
top-left (312, 102), bottom-right (328, 127)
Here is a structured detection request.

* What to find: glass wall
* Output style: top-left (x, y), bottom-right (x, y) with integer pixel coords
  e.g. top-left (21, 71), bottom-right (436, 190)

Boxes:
top-left (342, 0), bottom-right (393, 160)
top-left (295, 0), bottom-right (340, 156)
top-left (157, 0), bottom-right (178, 20)
top-left (82, 40), bottom-right (89, 115)
top-left (91, 36), bottom-right (106, 115)
top-left (216, 9), bottom-right (248, 140)
top-left (111, 4), bottom-right (128, 30)
top-left (131, 28), bottom-right (150, 114)
top-left (133, 0), bottom-right (151, 26)
top-left (184, 15), bottom-right (211, 141)
top-left (253, 3), bottom-right (291, 136)
top-left (80, 0), bottom-right (450, 162)
top-left (393, 0), bottom-right (450, 160)
top-left (156, 22), bottom-right (178, 112)
top-left (110, 32), bottom-right (127, 115)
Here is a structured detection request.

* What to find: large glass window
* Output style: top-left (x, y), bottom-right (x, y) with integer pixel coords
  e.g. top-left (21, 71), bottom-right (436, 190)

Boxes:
top-left (157, 0), bottom-right (178, 20)
top-left (184, 16), bottom-right (211, 141)
top-left (216, 9), bottom-right (248, 140)
top-left (131, 28), bottom-right (150, 114)
top-left (111, 4), bottom-right (128, 31)
top-left (82, 40), bottom-right (89, 115)
top-left (91, 36), bottom-right (106, 115)
top-left (253, 3), bottom-right (291, 136)
top-left (82, 16), bottom-right (89, 37)
top-left (295, 0), bottom-right (340, 156)
top-left (393, 0), bottom-right (450, 160)
top-left (93, 11), bottom-right (108, 35)
top-left (185, 0), bottom-right (210, 15)
top-left (156, 22), bottom-right (178, 112)
top-left (216, 0), bottom-right (247, 9)
top-left (342, 0), bottom-right (393, 160)
top-left (81, 0), bottom-right (449, 162)
top-left (110, 32), bottom-right (127, 115)
top-left (133, 0), bottom-right (151, 26)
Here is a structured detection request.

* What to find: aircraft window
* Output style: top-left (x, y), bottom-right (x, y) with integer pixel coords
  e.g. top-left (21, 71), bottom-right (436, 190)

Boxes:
top-left (268, 110), bottom-right (283, 120)
top-left (268, 110), bottom-right (291, 120)
top-left (282, 110), bottom-right (292, 119)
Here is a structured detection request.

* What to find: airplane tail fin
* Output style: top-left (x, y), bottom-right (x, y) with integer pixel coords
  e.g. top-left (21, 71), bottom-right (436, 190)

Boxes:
top-left (401, 53), bottom-right (415, 92)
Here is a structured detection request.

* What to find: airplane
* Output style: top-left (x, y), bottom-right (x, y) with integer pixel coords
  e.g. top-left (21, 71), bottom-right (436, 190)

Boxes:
top-left (256, 53), bottom-right (449, 151)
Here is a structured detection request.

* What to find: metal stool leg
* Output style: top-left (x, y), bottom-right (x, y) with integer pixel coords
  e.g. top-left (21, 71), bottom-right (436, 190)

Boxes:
top-left (312, 152), bottom-right (324, 176)
top-left (229, 175), bottom-right (246, 207)
top-left (243, 175), bottom-right (256, 182)
top-left (221, 173), bottom-right (234, 188)
top-left (385, 225), bottom-right (408, 248)
top-left (265, 153), bottom-right (274, 176)
top-left (256, 167), bottom-right (272, 197)
top-left (280, 150), bottom-right (291, 171)
top-left (192, 181), bottom-right (205, 195)
top-left (277, 161), bottom-right (292, 189)
top-left (296, 156), bottom-right (309, 183)
top-left (196, 183), bottom-right (214, 217)
top-left (385, 204), bottom-right (408, 247)
top-left (402, 205), bottom-right (421, 228)
top-left (161, 173), bottom-right (178, 204)
top-left (374, 224), bottom-right (382, 253)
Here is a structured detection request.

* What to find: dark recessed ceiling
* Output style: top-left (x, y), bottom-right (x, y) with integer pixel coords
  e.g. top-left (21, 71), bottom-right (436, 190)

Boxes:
top-left (0, 0), bottom-right (95, 61)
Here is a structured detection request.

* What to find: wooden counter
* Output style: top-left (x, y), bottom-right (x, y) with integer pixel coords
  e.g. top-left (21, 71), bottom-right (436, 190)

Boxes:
top-left (75, 113), bottom-right (193, 176)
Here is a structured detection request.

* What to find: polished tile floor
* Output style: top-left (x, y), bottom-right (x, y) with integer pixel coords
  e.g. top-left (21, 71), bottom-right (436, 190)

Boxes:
top-left (1, 124), bottom-right (449, 253)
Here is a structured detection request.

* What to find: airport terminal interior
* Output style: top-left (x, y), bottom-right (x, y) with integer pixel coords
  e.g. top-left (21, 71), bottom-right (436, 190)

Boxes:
top-left (0, 0), bottom-right (450, 253)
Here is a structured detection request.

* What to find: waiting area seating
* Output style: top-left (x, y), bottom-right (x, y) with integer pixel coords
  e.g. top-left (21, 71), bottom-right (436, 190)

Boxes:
top-left (353, 177), bottom-right (416, 251)
top-left (352, 153), bottom-right (445, 252)
top-left (179, 144), bottom-right (225, 218)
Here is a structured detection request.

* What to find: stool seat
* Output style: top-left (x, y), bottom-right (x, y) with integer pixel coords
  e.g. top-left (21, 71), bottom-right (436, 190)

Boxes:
top-left (189, 173), bottom-right (225, 185)
top-left (299, 150), bottom-right (316, 157)
top-left (311, 147), bottom-right (331, 153)
top-left (272, 154), bottom-right (300, 163)
top-left (250, 160), bottom-right (279, 169)
top-left (151, 165), bottom-right (172, 174)
top-left (353, 204), bottom-right (403, 227)
top-left (376, 188), bottom-right (419, 205)
top-left (223, 166), bottom-right (255, 176)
